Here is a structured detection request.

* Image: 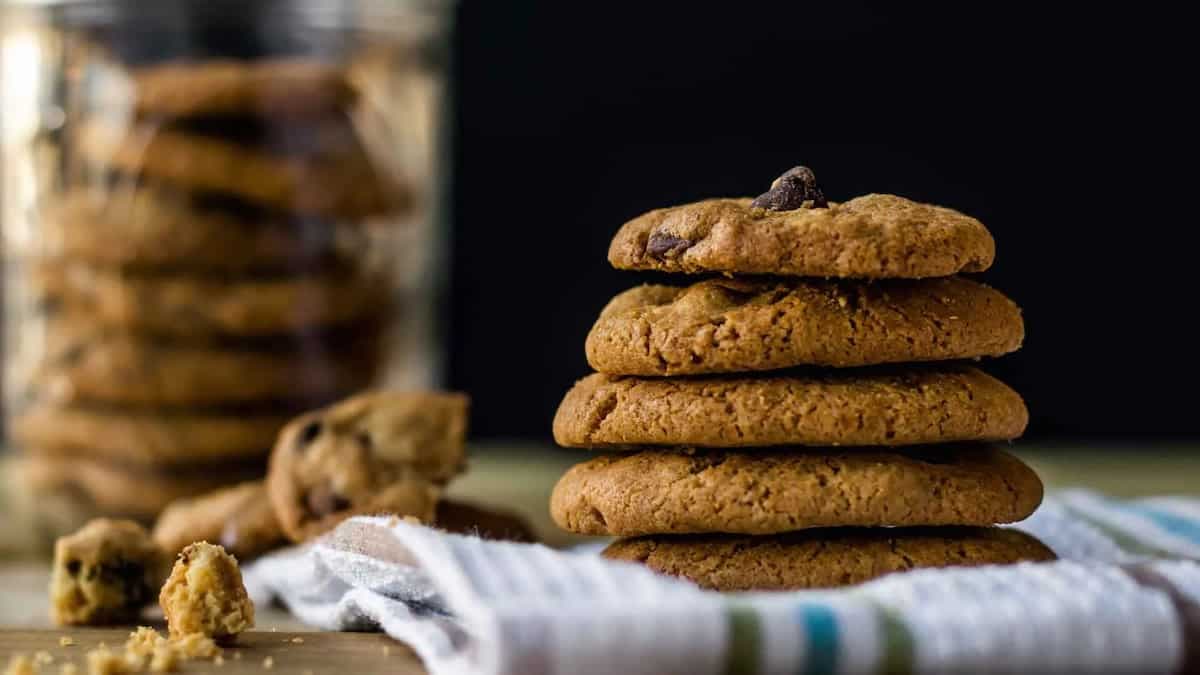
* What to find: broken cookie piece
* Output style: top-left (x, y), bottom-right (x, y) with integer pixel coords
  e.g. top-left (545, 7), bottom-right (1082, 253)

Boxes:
top-left (159, 542), bottom-right (254, 643)
top-left (153, 481), bottom-right (286, 561)
top-left (49, 519), bottom-right (170, 626)
top-left (266, 390), bottom-right (468, 542)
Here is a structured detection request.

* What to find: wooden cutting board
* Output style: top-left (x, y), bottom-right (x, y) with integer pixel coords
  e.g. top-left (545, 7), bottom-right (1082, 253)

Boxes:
top-left (0, 628), bottom-right (426, 674)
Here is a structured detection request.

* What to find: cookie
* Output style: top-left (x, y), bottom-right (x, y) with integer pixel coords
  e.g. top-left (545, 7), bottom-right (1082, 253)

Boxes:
top-left (603, 527), bottom-right (1056, 591)
top-left (435, 500), bottom-right (537, 543)
top-left (586, 276), bottom-right (1023, 375)
top-left (131, 58), bottom-right (355, 119)
top-left (75, 118), bottom-right (401, 219)
top-left (39, 185), bottom-right (362, 272)
top-left (14, 404), bottom-right (288, 466)
top-left (267, 390), bottom-right (470, 542)
top-left (23, 455), bottom-right (265, 519)
top-left (49, 518), bottom-right (170, 625)
top-left (160, 542), bottom-right (254, 642)
top-left (608, 194), bottom-right (994, 278)
top-left (33, 262), bottom-right (386, 338)
top-left (34, 320), bottom-right (379, 407)
top-left (554, 366), bottom-right (1027, 449)
top-left (153, 482), bottom-right (285, 560)
top-left (550, 446), bottom-right (1043, 536)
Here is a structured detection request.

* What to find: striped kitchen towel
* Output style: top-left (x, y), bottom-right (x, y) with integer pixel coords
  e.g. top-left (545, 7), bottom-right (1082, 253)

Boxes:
top-left (244, 489), bottom-right (1200, 675)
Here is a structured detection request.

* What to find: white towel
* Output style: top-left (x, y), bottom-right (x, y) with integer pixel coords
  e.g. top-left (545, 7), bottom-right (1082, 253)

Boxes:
top-left (244, 489), bottom-right (1200, 675)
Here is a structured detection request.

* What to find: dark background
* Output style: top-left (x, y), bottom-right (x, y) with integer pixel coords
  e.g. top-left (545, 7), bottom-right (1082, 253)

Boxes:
top-left (446, 3), bottom-right (1196, 440)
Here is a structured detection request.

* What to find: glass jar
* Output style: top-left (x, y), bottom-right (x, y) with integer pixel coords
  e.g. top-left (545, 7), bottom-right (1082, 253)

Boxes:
top-left (0, 0), bottom-right (452, 537)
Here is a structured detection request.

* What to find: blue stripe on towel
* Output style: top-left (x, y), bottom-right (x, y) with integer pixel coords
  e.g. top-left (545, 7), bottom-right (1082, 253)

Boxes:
top-left (796, 604), bottom-right (840, 675)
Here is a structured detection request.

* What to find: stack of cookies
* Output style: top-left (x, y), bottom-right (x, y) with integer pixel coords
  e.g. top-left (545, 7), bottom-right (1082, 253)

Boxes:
top-left (11, 58), bottom-right (406, 522)
top-left (550, 166), bottom-right (1054, 591)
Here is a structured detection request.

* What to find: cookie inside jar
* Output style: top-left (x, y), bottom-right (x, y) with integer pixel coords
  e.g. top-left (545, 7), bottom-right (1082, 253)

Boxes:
top-left (3, 3), bottom-right (450, 532)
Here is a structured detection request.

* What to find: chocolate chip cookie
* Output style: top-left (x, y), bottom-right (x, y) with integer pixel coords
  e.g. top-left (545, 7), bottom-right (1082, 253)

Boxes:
top-left (160, 542), bottom-right (254, 642)
top-left (33, 262), bottom-right (385, 338)
top-left (153, 482), bottom-right (286, 560)
top-left (75, 118), bottom-right (402, 220)
top-left (586, 276), bottom-right (1023, 375)
top-left (550, 446), bottom-right (1043, 536)
top-left (131, 58), bottom-right (355, 119)
top-left (603, 527), bottom-right (1056, 591)
top-left (267, 391), bottom-right (470, 542)
top-left (608, 192), bottom-right (994, 278)
top-left (34, 320), bottom-right (379, 407)
top-left (50, 518), bottom-right (170, 625)
top-left (39, 186), bottom-right (362, 273)
top-left (23, 455), bottom-right (265, 519)
top-left (14, 404), bottom-right (288, 466)
top-left (554, 366), bottom-right (1027, 449)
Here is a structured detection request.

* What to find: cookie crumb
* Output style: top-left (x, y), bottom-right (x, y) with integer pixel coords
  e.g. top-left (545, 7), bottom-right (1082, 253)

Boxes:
top-left (4, 654), bottom-right (34, 675)
top-left (147, 646), bottom-right (177, 673)
top-left (159, 542), bottom-right (254, 642)
top-left (290, 637), bottom-right (304, 644)
top-left (214, 655), bottom-right (225, 667)
top-left (60, 637), bottom-right (76, 647)
top-left (232, 651), bottom-right (243, 661)
top-left (84, 646), bottom-right (138, 675)
top-left (382, 645), bottom-right (391, 656)
top-left (170, 634), bottom-right (220, 660)
top-left (125, 627), bottom-right (165, 658)
top-left (262, 656), bottom-right (274, 670)
top-left (34, 652), bottom-right (55, 666)
top-left (59, 664), bottom-right (80, 675)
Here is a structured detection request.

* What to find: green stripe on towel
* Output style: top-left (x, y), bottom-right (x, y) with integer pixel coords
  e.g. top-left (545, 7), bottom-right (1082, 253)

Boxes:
top-left (724, 603), bottom-right (762, 675)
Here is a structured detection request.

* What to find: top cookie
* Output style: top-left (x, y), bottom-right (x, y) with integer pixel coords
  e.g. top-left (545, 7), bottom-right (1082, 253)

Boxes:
top-left (131, 59), bottom-right (355, 119)
top-left (608, 194), bottom-right (995, 278)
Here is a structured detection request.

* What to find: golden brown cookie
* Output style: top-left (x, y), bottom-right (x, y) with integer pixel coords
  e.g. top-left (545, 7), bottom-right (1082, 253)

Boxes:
top-left (131, 58), bottom-right (355, 119)
top-left (49, 518), bottom-right (170, 625)
top-left (160, 542), bottom-right (254, 642)
top-left (267, 391), bottom-right (470, 543)
top-left (586, 276), bottom-right (1023, 375)
top-left (153, 482), bottom-right (286, 561)
top-left (554, 366), bottom-right (1027, 449)
top-left (608, 194), bottom-right (994, 278)
top-left (603, 527), bottom-right (1056, 591)
top-left (75, 118), bottom-right (401, 220)
top-left (434, 499), bottom-right (537, 543)
top-left (33, 262), bottom-right (386, 338)
top-left (23, 455), bottom-right (265, 520)
top-left (550, 446), bottom-right (1043, 536)
top-left (38, 186), bottom-right (363, 273)
top-left (14, 404), bottom-right (287, 466)
top-left (33, 320), bottom-right (379, 408)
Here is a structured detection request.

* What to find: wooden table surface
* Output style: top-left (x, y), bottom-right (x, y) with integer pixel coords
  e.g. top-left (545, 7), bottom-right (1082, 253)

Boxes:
top-left (3, 441), bottom-right (1198, 673)
top-left (0, 628), bottom-right (423, 674)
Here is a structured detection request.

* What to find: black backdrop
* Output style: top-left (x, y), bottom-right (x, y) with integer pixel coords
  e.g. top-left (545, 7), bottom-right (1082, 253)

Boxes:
top-left (446, 2), bottom-right (1196, 440)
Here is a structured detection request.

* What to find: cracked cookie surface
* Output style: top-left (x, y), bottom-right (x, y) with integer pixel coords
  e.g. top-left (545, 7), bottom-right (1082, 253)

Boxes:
top-left (550, 446), bottom-right (1043, 536)
top-left (586, 276), bottom-right (1023, 375)
top-left (553, 366), bottom-right (1027, 449)
top-left (608, 194), bottom-right (994, 278)
top-left (603, 526), bottom-right (1055, 591)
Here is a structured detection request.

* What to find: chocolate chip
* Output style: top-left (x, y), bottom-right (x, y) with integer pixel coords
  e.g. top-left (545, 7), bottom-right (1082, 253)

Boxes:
top-left (305, 481), bottom-right (351, 518)
top-left (646, 233), bottom-right (695, 259)
top-left (295, 420), bottom-right (323, 451)
top-left (750, 166), bottom-right (827, 211)
top-left (356, 431), bottom-right (373, 450)
top-left (65, 560), bottom-right (81, 576)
